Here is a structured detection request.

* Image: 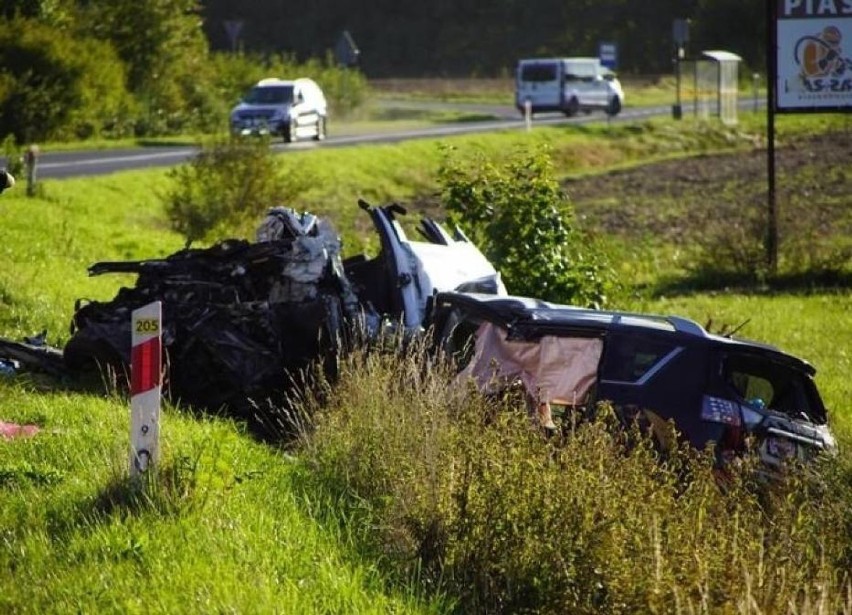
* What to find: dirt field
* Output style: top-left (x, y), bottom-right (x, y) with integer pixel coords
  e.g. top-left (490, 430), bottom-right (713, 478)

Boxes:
top-left (564, 132), bottom-right (852, 254)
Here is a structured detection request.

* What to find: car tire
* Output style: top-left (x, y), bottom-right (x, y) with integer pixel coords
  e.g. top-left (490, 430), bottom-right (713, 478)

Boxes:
top-left (563, 97), bottom-right (580, 117)
top-left (606, 97), bottom-right (622, 116)
top-left (313, 116), bottom-right (326, 141)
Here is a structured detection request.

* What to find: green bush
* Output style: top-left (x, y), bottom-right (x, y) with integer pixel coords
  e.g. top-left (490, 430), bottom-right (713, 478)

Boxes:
top-left (438, 145), bottom-right (616, 308)
top-left (163, 135), bottom-right (312, 243)
top-left (0, 18), bottom-right (132, 143)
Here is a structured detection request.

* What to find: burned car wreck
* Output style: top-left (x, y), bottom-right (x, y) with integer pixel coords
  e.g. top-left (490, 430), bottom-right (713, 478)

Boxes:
top-left (429, 292), bottom-right (837, 469)
top-left (1, 200), bottom-right (506, 416)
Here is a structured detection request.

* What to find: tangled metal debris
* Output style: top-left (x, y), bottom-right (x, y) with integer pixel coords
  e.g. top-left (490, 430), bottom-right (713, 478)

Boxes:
top-left (0, 201), bottom-right (504, 418)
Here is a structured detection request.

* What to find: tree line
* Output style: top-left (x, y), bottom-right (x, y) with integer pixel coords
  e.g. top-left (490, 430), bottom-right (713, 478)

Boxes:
top-left (201, 0), bottom-right (765, 77)
top-left (0, 0), bottom-right (763, 144)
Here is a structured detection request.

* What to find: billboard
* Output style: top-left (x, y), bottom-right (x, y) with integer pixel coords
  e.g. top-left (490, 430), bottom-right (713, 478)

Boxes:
top-left (775, 1), bottom-right (852, 112)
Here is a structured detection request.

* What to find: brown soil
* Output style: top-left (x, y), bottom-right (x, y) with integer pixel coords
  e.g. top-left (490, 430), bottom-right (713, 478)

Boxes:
top-left (564, 132), bottom-right (852, 248)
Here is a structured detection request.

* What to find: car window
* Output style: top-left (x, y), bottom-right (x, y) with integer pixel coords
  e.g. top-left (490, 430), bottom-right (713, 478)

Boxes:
top-left (728, 371), bottom-right (774, 407)
top-left (439, 311), bottom-right (481, 369)
top-left (244, 85), bottom-right (293, 104)
top-left (600, 334), bottom-right (679, 383)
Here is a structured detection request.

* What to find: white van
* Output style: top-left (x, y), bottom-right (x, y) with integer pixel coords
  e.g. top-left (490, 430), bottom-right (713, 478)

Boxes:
top-left (515, 57), bottom-right (624, 117)
top-left (230, 77), bottom-right (328, 143)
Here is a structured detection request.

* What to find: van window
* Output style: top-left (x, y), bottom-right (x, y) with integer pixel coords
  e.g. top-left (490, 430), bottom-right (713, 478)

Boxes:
top-left (520, 63), bottom-right (558, 82)
top-left (563, 62), bottom-right (597, 82)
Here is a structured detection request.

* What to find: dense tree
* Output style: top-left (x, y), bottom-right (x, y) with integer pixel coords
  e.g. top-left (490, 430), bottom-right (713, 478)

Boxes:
top-left (1, 0), bottom-right (75, 24)
top-left (73, 0), bottom-right (218, 134)
top-left (0, 18), bottom-right (131, 142)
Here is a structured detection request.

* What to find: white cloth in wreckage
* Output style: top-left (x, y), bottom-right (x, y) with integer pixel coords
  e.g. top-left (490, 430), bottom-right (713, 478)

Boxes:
top-left (457, 321), bottom-right (603, 406)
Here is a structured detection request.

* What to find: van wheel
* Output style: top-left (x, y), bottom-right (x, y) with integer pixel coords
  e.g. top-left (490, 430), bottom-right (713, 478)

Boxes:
top-left (284, 118), bottom-right (298, 143)
top-left (563, 97), bottom-right (580, 117)
top-left (313, 116), bottom-right (326, 141)
top-left (606, 97), bottom-right (622, 116)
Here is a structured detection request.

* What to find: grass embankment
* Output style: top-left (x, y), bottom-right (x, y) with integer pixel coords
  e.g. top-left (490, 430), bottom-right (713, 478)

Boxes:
top-left (1, 113), bottom-right (850, 613)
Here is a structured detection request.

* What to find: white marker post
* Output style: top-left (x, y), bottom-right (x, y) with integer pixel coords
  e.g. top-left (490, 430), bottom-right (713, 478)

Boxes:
top-left (524, 98), bottom-right (532, 132)
top-left (130, 301), bottom-right (162, 478)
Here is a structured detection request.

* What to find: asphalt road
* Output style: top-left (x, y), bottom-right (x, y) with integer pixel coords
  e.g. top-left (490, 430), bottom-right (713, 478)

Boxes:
top-left (34, 103), bottom-right (672, 180)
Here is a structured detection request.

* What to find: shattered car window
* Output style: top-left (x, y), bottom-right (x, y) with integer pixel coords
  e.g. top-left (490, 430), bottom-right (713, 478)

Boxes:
top-left (721, 352), bottom-right (827, 424)
top-left (599, 333), bottom-right (680, 384)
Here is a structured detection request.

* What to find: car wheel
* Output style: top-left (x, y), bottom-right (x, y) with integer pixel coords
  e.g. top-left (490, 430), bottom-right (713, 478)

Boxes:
top-left (606, 97), bottom-right (622, 116)
top-left (284, 118), bottom-right (298, 143)
top-left (563, 97), bottom-right (580, 117)
top-left (313, 116), bottom-right (326, 141)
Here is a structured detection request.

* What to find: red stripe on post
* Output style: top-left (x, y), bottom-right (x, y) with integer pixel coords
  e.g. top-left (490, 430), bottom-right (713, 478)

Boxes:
top-left (131, 337), bottom-right (161, 395)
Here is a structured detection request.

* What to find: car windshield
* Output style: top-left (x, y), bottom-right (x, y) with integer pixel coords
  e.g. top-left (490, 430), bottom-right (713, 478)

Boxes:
top-left (243, 85), bottom-right (293, 105)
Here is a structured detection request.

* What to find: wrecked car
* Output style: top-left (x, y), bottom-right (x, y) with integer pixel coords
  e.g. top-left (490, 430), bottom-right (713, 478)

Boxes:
top-left (1, 201), bottom-right (505, 417)
top-left (429, 292), bottom-right (836, 469)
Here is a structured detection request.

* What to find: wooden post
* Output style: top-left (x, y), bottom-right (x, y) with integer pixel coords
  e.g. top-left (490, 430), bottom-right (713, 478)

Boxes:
top-left (25, 145), bottom-right (39, 197)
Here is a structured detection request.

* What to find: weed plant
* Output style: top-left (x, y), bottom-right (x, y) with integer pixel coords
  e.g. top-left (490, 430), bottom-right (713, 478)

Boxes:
top-left (298, 338), bottom-right (852, 614)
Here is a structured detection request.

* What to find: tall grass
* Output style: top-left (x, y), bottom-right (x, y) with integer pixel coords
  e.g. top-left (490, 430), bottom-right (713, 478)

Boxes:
top-left (0, 385), bottom-right (442, 613)
top-left (297, 339), bottom-right (852, 614)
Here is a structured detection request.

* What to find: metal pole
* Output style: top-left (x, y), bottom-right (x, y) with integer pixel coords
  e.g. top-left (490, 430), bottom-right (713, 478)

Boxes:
top-left (766, 0), bottom-right (778, 274)
top-left (753, 73), bottom-right (760, 112)
top-left (674, 52), bottom-right (683, 119)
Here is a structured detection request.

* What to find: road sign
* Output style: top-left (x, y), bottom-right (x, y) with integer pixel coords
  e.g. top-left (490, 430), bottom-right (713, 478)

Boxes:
top-left (223, 20), bottom-right (244, 53)
top-left (673, 19), bottom-right (690, 46)
top-left (599, 42), bottom-right (618, 70)
top-left (335, 30), bottom-right (360, 67)
top-left (130, 301), bottom-right (162, 478)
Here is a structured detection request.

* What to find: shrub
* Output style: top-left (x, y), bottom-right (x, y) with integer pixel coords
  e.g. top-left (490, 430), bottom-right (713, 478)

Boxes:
top-left (163, 135), bottom-right (311, 243)
top-left (0, 18), bottom-right (132, 143)
top-left (438, 145), bottom-right (616, 308)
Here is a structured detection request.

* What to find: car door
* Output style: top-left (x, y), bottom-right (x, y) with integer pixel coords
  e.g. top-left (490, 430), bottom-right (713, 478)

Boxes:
top-left (352, 200), bottom-right (506, 331)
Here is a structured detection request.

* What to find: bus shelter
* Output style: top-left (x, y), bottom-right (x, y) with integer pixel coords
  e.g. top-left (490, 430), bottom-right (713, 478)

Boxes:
top-left (680, 50), bottom-right (743, 124)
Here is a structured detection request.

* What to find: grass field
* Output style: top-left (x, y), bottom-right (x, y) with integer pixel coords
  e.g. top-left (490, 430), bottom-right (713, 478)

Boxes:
top-left (1, 110), bottom-right (850, 613)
